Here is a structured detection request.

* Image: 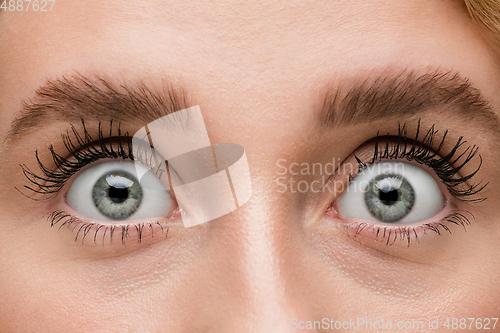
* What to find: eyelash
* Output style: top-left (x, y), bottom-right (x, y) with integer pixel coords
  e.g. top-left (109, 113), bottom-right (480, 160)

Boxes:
top-left (20, 120), bottom-right (174, 245)
top-left (47, 210), bottom-right (170, 245)
top-left (354, 120), bottom-right (486, 201)
top-left (21, 119), bottom-right (485, 246)
top-left (20, 120), bottom-right (134, 198)
top-left (339, 210), bottom-right (474, 247)
top-left (332, 120), bottom-right (486, 246)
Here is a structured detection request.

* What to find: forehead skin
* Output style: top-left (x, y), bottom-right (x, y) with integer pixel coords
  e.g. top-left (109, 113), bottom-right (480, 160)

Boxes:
top-left (1, 0), bottom-right (500, 138)
top-left (1, 0), bottom-right (500, 331)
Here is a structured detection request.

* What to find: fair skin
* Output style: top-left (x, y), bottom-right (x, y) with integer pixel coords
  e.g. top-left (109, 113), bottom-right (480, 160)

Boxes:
top-left (1, 0), bottom-right (500, 332)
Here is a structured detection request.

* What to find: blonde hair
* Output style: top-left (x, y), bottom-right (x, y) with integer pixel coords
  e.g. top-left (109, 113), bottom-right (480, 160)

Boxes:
top-left (464, 0), bottom-right (500, 47)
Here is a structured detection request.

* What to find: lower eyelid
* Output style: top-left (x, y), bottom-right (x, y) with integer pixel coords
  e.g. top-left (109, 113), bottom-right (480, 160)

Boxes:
top-left (326, 200), bottom-right (474, 248)
top-left (47, 189), bottom-right (182, 247)
top-left (47, 209), bottom-right (179, 247)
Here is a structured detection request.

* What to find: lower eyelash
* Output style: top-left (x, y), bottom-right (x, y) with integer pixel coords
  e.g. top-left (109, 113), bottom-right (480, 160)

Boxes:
top-left (47, 210), bottom-right (170, 245)
top-left (340, 210), bottom-right (473, 247)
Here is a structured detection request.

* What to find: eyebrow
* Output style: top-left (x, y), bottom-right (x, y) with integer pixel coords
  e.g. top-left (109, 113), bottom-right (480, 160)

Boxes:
top-left (319, 69), bottom-right (500, 134)
top-left (4, 73), bottom-right (188, 142)
top-left (5, 69), bottom-right (500, 143)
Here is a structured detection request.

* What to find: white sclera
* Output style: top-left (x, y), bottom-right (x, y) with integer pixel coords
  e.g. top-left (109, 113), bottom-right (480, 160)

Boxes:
top-left (66, 161), bottom-right (172, 221)
top-left (338, 162), bottom-right (445, 224)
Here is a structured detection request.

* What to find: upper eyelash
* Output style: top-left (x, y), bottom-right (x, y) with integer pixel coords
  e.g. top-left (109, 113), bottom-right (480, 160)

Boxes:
top-left (353, 119), bottom-right (487, 202)
top-left (22, 119), bottom-right (486, 204)
top-left (19, 119), bottom-right (134, 199)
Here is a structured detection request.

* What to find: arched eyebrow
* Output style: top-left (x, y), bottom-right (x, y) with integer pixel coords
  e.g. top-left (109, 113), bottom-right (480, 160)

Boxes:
top-left (319, 69), bottom-right (500, 134)
top-left (4, 73), bottom-right (189, 143)
top-left (5, 69), bottom-right (500, 143)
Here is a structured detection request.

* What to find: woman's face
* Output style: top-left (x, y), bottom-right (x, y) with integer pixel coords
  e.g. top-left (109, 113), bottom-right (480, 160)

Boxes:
top-left (1, 0), bottom-right (500, 331)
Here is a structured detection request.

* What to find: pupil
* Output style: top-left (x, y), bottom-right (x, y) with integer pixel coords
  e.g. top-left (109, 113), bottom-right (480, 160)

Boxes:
top-left (108, 186), bottom-right (129, 204)
top-left (379, 189), bottom-right (398, 205)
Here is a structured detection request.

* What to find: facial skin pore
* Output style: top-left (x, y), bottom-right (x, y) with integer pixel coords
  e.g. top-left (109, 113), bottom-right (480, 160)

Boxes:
top-left (1, 0), bottom-right (500, 332)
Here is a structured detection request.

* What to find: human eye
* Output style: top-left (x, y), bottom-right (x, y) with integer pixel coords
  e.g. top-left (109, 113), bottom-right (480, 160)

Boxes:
top-left (327, 120), bottom-right (486, 247)
top-left (66, 161), bottom-right (172, 221)
top-left (338, 161), bottom-right (445, 224)
top-left (20, 120), bottom-right (179, 245)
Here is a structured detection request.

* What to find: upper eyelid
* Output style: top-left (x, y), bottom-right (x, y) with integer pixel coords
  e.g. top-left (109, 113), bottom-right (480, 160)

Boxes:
top-left (18, 119), bottom-right (183, 200)
top-left (323, 124), bottom-right (486, 202)
top-left (18, 120), bottom-right (135, 198)
top-left (371, 124), bottom-right (486, 201)
top-left (18, 117), bottom-right (199, 201)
